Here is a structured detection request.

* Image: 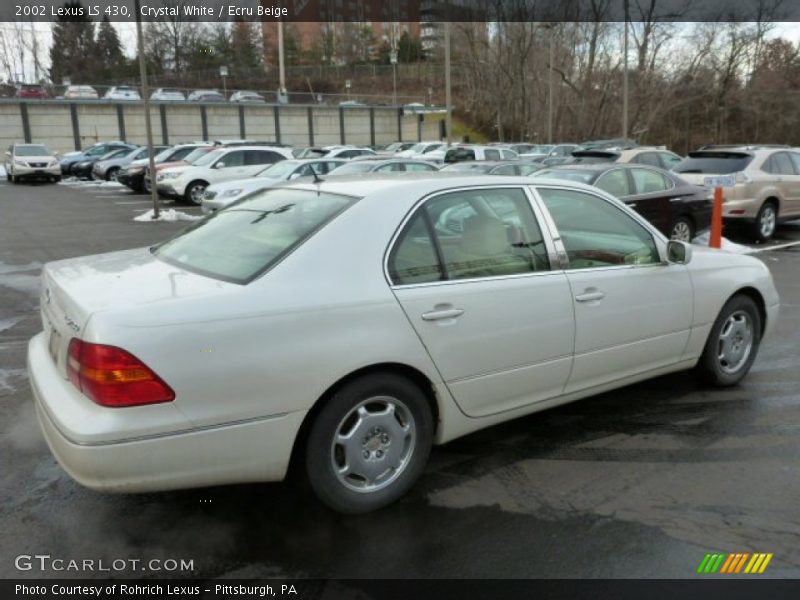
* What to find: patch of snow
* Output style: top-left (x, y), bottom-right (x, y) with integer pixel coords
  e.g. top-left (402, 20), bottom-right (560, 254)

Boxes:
top-left (58, 177), bottom-right (123, 188)
top-left (0, 165), bottom-right (5, 178)
top-left (134, 209), bottom-right (201, 222)
top-left (693, 232), bottom-right (754, 254)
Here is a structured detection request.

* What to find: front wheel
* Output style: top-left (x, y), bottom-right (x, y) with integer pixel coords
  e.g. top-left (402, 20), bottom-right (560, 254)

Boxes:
top-left (184, 181), bottom-right (207, 205)
top-left (305, 373), bottom-right (433, 514)
top-left (106, 167), bottom-right (120, 182)
top-left (697, 295), bottom-right (762, 386)
top-left (752, 202), bottom-right (777, 242)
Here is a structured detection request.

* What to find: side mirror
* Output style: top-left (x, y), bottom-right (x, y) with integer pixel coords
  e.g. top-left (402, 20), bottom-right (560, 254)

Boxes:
top-left (666, 240), bottom-right (692, 265)
top-left (215, 162), bottom-right (226, 169)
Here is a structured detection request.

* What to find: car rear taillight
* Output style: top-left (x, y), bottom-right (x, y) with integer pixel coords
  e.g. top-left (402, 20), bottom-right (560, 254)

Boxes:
top-left (67, 339), bottom-right (175, 408)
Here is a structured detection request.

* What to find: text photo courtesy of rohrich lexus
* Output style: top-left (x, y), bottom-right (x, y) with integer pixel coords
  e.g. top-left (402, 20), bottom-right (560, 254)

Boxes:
top-left (2, 1), bottom-right (800, 598)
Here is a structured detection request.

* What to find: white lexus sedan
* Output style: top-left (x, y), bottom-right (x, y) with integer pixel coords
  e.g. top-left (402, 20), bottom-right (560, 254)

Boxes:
top-left (28, 175), bottom-right (779, 513)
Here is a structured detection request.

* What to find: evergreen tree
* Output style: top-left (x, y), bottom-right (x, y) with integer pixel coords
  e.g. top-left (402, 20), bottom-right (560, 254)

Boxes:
top-left (95, 17), bottom-right (125, 81)
top-left (231, 21), bottom-right (263, 72)
top-left (48, 1), bottom-right (96, 84)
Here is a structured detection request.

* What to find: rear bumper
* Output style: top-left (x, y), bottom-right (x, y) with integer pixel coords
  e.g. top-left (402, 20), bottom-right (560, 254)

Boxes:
top-left (28, 333), bottom-right (305, 492)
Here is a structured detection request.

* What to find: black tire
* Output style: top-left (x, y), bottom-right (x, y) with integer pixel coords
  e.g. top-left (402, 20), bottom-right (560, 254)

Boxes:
top-left (184, 180), bottom-right (208, 205)
top-left (752, 201), bottom-right (778, 242)
top-left (106, 167), bottom-right (120, 182)
top-left (669, 216), bottom-right (694, 242)
top-left (305, 373), bottom-right (433, 514)
top-left (53, 176), bottom-right (61, 183)
top-left (697, 294), bottom-right (762, 386)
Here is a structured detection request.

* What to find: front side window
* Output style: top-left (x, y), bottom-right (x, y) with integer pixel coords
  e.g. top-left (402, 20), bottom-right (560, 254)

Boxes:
top-left (537, 188), bottom-right (660, 269)
top-left (491, 165), bottom-right (517, 175)
top-left (389, 188), bottom-right (549, 285)
top-left (154, 189), bottom-right (357, 284)
top-left (405, 162), bottom-right (437, 172)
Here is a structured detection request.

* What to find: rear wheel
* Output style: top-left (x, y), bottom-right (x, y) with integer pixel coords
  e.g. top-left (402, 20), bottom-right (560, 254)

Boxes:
top-left (184, 180), bottom-right (207, 205)
top-left (669, 216), bottom-right (694, 242)
top-left (304, 373), bottom-right (433, 514)
top-left (697, 295), bottom-right (761, 386)
top-left (752, 202), bottom-right (777, 242)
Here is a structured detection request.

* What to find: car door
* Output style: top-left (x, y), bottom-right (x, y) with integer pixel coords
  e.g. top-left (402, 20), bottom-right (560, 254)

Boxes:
top-left (388, 186), bottom-right (575, 417)
top-left (534, 186), bottom-right (693, 393)
top-left (212, 150), bottom-right (247, 182)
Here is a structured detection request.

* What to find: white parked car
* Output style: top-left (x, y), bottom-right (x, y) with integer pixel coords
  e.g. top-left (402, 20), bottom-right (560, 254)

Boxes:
top-left (395, 141), bottom-right (445, 159)
top-left (156, 145), bottom-right (294, 204)
top-left (150, 88), bottom-right (186, 102)
top-left (201, 158), bottom-right (347, 213)
top-left (28, 175), bottom-right (779, 513)
top-left (103, 86), bottom-right (141, 101)
top-left (229, 91), bottom-right (266, 103)
top-left (4, 143), bottom-right (61, 183)
top-left (441, 144), bottom-right (519, 163)
top-left (63, 85), bottom-right (98, 99)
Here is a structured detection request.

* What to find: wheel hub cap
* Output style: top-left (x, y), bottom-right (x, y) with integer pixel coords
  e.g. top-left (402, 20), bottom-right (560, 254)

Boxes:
top-left (331, 396), bottom-right (416, 493)
top-left (717, 310), bottom-right (754, 374)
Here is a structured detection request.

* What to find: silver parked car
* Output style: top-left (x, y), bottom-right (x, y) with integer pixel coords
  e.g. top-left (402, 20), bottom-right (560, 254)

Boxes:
top-left (92, 145), bottom-right (169, 182)
top-left (29, 175), bottom-right (778, 513)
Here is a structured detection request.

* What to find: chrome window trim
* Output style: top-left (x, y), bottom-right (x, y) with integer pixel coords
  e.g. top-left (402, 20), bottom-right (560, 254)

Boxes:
top-left (384, 184), bottom-right (561, 289)
top-left (527, 184), bottom-right (670, 269)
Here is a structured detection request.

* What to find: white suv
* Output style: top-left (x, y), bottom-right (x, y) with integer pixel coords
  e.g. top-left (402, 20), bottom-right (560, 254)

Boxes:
top-left (156, 146), bottom-right (294, 204)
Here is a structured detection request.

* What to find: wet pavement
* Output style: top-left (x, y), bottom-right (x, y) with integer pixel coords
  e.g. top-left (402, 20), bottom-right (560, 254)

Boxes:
top-left (1, 180), bottom-right (799, 579)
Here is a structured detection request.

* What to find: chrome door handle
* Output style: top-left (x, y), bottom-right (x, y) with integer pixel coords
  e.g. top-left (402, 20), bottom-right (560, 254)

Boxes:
top-left (421, 308), bottom-right (464, 321)
top-left (628, 202), bottom-right (637, 207)
top-left (575, 291), bottom-right (605, 303)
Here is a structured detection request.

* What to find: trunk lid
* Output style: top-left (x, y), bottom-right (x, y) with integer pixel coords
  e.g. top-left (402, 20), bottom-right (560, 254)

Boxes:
top-left (40, 248), bottom-right (233, 378)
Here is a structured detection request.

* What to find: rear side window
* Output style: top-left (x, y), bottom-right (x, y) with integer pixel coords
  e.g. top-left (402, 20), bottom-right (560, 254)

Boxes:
top-left (630, 168), bottom-right (672, 194)
top-left (660, 152), bottom-right (682, 169)
top-left (595, 169), bottom-right (631, 196)
top-left (405, 162), bottom-right (438, 172)
top-left (491, 165), bottom-right (517, 175)
top-left (763, 152), bottom-right (796, 175)
top-left (154, 189), bottom-right (356, 284)
top-left (484, 149), bottom-right (501, 160)
top-left (674, 153), bottom-right (753, 174)
top-left (246, 150), bottom-right (284, 165)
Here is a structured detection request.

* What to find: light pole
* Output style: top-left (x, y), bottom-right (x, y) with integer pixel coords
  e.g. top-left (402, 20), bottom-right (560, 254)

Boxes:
top-left (622, 0), bottom-right (629, 140)
top-left (278, 19), bottom-right (287, 103)
top-left (134, 0), bottom-right (159, 220)
top-left (220, 65), bottom-right (228, 99)
top-left (444, 22), bottom-right (452, 146)
top-left (548, 25), bottom-right (554, 144)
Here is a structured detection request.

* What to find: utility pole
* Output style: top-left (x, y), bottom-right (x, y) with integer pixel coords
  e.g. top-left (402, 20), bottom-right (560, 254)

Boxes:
top-left (134, 0), bottom-right (159, 219)
top-left (278, 20), bottom-right (287, 102)
top-left (548, 25), bottom-right (554, 144)
top-left (444, 22), bottom-right (452, 146)
top-left (622, 0), bottom-right (629, 140)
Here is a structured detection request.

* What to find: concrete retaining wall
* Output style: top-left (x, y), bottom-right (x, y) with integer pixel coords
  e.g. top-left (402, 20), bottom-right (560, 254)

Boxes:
top-left (0, 100), bottom-right (443, 154)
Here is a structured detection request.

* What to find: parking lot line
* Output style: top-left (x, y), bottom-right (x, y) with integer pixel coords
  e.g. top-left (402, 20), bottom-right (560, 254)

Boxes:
top-left (749, 240), bottom-right (800, 253)
top-left (114, 200), bottom-right (153, 204)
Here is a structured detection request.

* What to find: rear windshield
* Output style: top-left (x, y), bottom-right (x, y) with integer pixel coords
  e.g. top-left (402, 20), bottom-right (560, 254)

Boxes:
top-left (673, 153), bottom-right (753, 174)
top-left (153, 189), bottom-right (358, 283)
top-left (445, 148), bottom-right (476, 162)
top-left (533, 169), bottom-right (596, 183)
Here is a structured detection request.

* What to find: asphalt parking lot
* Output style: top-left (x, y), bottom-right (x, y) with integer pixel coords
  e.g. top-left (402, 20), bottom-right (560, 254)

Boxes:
top-left (2, 178), bottom-right (800, 579)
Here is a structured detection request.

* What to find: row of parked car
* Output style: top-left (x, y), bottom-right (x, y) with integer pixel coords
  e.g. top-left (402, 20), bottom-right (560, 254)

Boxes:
top-left (13, 83), bottom-right (273, 103)
top-left (6, 136), bottom-right (798, 241)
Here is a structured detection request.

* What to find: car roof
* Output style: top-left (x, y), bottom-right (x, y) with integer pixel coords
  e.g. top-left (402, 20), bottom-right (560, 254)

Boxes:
top-left (286, 172), bottom-right (607, 200)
